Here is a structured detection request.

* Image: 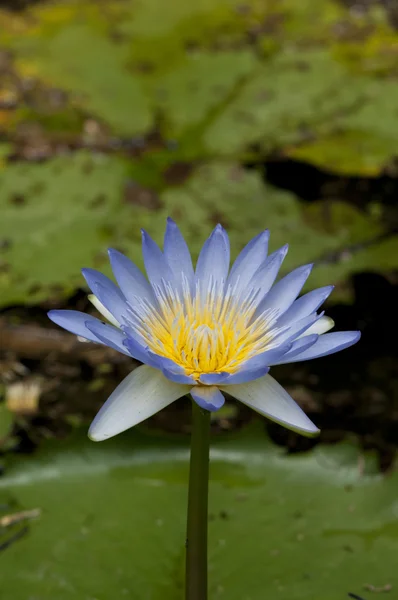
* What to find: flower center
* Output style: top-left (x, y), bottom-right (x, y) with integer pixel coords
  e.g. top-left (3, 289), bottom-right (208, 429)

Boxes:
top-left (128, 280), bottom-right (280, 380)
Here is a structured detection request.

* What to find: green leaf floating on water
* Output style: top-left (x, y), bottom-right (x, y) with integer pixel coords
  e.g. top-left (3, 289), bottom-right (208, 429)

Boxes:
top-left (0, 424), bottom-right (396, 599)
top-left (0, 155), bottom-right (395, 306)
top-left (2, 0), bottom-right (398, 173)
top-left (0, 152), bottom-right (132, 306)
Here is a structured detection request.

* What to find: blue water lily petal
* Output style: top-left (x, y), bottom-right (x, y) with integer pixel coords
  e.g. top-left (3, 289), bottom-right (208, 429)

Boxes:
top-left (164, 218), bottom-right (194, 287)
top-left (191, 386), bottom-right (225, 412)
top-left (272, 312), bottom-right (323, 346)
top-left (82, 268), bottom-right (127, 324)
top-left (276, 285), bottom-right (334, 328)
top-left (195, 224), bottom-right (230, 290)
top-left (48, 310), bottom-right (107, 344)
top-left (227, 230), bottom-right (269, 295)
top-left (219, 366), bottom-right (270, 385)
top-left (141, 230), bottom-right (174, 289)
top-left (269, 334), bottom-right (319, 365)
top-left (275, 331), bottom-right (361, 364)
top-left (122, 336), bottom-right (158, 367)
top-left (85, 320), bottom-right (131, 356)
top-left (248, 244), bottom-right (289, 303)
top-left (108, 248), bottom-right (154, 306)
top-left (221, 374), bottom-right (319, 436)
top-left (255, 263), bottom-right (313, 318)
top-left (199, 372), bottom-right (230, 385)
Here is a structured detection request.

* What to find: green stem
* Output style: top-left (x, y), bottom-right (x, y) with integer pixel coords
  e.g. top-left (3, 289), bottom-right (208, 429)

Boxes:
top-left (185, 399), bottom-right (211, 600)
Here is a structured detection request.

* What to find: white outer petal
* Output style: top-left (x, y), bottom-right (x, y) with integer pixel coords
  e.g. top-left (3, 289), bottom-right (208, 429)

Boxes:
top-left (89, 365), bottom-right (191, 441)
top-left (88, 294), bottom-right (120, 328)
top-left (222, 374), bottom-right (319, 437)
top-left (298, 316), bottom-right (334, 338)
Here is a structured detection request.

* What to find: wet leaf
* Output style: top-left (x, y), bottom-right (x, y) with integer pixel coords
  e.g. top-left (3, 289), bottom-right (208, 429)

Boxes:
top-left (0, 152), bottom-right (132, 306)
top-left (13, 23), bottom-right (151, 135)
top-left (0, 424), bottom-right (397, 599)
top-left (285, 130), bottom-right (398, 177)
top-left (0, 157), bottom-right (394, 306)
top-left (154, 50), bottom-right (257, 137)
top-left (1, 0), bottom-right (398, 173)
top-left (204, 50), bottom-right (364, 156)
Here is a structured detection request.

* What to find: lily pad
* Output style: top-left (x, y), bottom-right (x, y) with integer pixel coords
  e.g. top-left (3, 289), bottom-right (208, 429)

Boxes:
top-left (2, 0), bottom-right (398, 175)
top-left (0, 156), bottom-right (394, 307)
top-left (154, 50), bottom-right (257, 137)
top-left (11, 23), bottom-right (152, 135)
top-left (285, 129), bottom-right (398, 177)
top-left (203, 50), bottom-right (364, 156)
top-left (0, 424), bottom-right (396, 599)
top-left (0, 152), bottom-right (132, 306)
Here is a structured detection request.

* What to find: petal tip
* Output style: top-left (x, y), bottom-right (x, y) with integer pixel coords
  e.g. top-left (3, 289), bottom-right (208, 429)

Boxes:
top-left (87, 429), bottom-right (101, 442)
top-left (214, 223), bottom-right (227, 236)
top-left (107, 247), bottom-right (117, 258)
top-left (81, 267), bottom-right (96, 283)
top-left (47, 309), bottom-right (60, 322)
top-left (303, 424), bottom-right (321, 438)
top-left (88, 418), bottom-right (105, 441)
top-left (88, 423), bottom-right (111, 442)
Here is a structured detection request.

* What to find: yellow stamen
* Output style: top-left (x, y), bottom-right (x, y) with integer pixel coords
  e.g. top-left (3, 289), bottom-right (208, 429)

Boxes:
top-left (129, 278), bottom-right (281, 381)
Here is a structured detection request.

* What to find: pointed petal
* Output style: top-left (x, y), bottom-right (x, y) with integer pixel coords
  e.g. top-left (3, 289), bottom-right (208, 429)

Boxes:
top-left (89, 366), bottom-right (190, 441)
top-left (164, 218), bottom-right (194, 286)
top-left (195, 224), bottom-right (230, 289)
top-left (123, 336), bottom-right (158, 367)
top-left (88, 294), bottom-right (120, 328)
top-left (276, 286), bottom-right (334, 328)
top-left (48, 310), bottom-right (105, 344)
top-left (255, 263), bottom-right (313, 318)
top-left (108, 248), bottom-right (154, 305)
top-left (249, 245), bottom-right (289, 302)
top-left (227, 230), bottom-right (269, 295)
top-left (222, 374), bottom-right (319, 436)
top-left (146, 353), bottom-right (186, 373)
top-left (219, 366), bottom-right (269, 385)
top-left (269, 334), bottom-right (319, 365)
top-left (239, 342), bottom-right (293, 369)
top-left (190, 386), bottom-right (225, 411)
top-left (163, 369), bottom-right (197, 384)
top-left (85, 320), bottom-right (131, 356)
top-left (275, 331), bottom-right (361, 364)
top-left (92, 283), bottom-right (128, 325)
top-left (147, 353), bottom-right (197, 384)
top-left (199, 372), bottom-right (230, 385)
top-left (82, 268), bottom-right (127, 324)
top-left (141, 230), bottom-right (174, 288)
top-left (82, 268), bottom-right (123, 298)
top-left (272, 313), bottom-right (322, 346)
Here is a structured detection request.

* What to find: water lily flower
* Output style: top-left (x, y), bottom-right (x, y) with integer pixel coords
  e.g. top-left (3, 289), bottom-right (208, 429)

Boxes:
top-left (48, 219), bottom-right (360, 441)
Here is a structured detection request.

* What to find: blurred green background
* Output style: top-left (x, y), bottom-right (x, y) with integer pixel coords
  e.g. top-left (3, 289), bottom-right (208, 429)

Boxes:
top-left (0, 0), bottom-right (397, 598)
